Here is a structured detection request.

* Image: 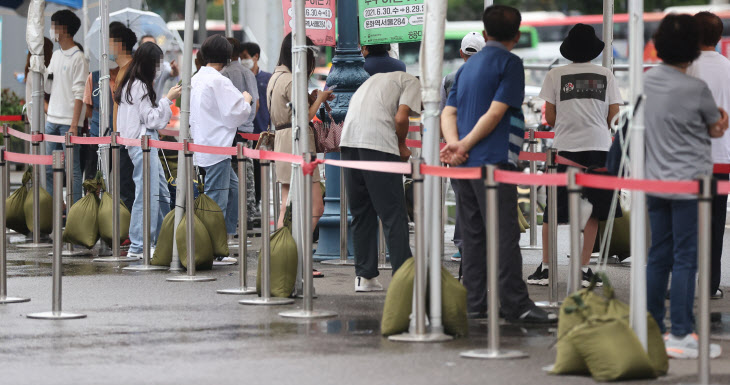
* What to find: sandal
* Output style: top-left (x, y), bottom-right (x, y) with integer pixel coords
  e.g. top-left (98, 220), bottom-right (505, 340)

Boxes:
top-left (313, 269), bottom-right (324, 278)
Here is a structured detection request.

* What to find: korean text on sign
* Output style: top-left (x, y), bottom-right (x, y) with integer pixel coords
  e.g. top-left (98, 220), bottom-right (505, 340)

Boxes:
top-left (358, 0), bottom-right (424, 45)
top-left (282, 0), bottom-right (337, 47)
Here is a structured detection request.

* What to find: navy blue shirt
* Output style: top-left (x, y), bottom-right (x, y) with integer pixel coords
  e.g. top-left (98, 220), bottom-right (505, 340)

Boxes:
top-left (446, 41), bottom-right (525, 167)
top-left (253, 70), bottom-right (272, 134)
top-left (364, 53), bottom-right (406, 76)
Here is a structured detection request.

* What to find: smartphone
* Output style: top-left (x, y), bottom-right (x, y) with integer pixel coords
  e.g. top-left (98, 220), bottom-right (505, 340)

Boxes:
top-left (324, 84), bottom-right (337, 92)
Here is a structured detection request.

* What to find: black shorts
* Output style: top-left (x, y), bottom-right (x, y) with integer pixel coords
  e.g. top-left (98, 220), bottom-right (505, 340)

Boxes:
top-left (543, 150), bottom-right (623, 224)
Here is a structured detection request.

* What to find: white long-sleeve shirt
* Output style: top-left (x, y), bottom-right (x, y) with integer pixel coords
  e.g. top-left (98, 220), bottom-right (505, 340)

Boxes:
top-left (45, 46), bottom-right (88, 126)
top-left (117, 79), bottom-right (172, 140)
top-left (190, 66), bottom-right (252, 167)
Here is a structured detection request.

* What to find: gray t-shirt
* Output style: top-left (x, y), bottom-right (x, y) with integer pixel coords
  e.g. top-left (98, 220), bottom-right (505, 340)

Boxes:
top-left (644, 64), bottom-right (720, 199)
top-left (221, 60), bottom-right (259, 132)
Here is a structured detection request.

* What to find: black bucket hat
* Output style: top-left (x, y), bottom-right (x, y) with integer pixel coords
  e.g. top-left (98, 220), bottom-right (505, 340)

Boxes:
top-left (560, 24), bottom-right (605, 63)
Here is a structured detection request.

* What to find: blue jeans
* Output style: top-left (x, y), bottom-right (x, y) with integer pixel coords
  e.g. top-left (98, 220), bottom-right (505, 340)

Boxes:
top-left (127, 131), bottom-right (170, 254)
top-left (202, 159), bottom-right (238, 234)
top-left (647, 196), bottom-right (698, 337)
top-left (45, 122), bottom-right (82, 203)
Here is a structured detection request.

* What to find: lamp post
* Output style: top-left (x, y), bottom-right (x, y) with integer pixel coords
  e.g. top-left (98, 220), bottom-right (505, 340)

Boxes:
top-left (313, 0), bottom-right (369, 261)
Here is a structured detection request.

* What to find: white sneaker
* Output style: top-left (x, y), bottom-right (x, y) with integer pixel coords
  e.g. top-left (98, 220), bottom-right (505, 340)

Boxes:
top-left (213, 256), bottom-right (238, 265)
top-left (355, 276), bottom-right (383, 292)
top-left (126, 251), bottom-right (143, 260)
top-left (665, 333), bottom-right (722, 359)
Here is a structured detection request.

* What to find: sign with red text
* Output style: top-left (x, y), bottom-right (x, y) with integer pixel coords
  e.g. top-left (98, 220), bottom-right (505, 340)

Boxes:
top-left (282, 0), bottom-right (337, 47)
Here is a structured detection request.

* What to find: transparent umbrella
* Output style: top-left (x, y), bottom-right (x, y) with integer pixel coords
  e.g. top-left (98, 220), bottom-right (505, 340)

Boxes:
top-left (85, 7), bottom-right (184, 60)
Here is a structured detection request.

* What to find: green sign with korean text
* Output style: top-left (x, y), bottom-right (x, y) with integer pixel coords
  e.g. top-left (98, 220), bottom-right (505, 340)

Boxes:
top-left (358, 0), bottom-right (424, 45)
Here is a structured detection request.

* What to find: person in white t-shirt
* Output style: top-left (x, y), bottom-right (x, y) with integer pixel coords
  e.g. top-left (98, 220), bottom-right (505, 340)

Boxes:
top-left (530, 24), bottom-right (623, 288)
top-left (190, 35), bottom-right (253, 263)
top-left (687, 11), bottom-right (730, 300)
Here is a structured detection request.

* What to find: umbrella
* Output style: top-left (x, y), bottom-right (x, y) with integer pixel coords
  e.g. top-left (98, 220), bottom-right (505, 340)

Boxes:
top-left (85, 7), bottom-right (184, 60)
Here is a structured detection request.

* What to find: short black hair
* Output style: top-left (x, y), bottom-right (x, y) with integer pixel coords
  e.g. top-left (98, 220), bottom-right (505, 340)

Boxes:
top-left (109, 22), bottom-right (137, 55)
top-left (654, 14), bottom-right (701, 65)
top-left (482, 5), bottom-right (521, 42)
top-left (195, 49), bottom-right (206, 66)
top-left (51, 9), bottom-right (81, 37)
top-left (226, 37), bottom-right (243, 59)
top-left (364, 44), bottom-right (390, 55)
top-left (242, 42), bottom-right (261, 58)
top-left (277, 33), bottom-right (316, 74)
top-left (695, 12), bottom-right (724, 47)
top-left (201, 34), bottom-right (232, 65)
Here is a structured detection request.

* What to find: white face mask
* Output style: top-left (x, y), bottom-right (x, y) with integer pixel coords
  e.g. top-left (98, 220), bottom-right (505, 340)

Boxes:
top-left (50, 26), bottom-right (59, 42)
top-left (108, 59), bottom-right (119, 70)
top-left (241, 58), bottom-right (254, 69)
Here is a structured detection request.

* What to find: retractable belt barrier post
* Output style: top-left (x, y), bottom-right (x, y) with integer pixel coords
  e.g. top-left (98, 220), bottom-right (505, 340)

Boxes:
top-left (95, 132), bottom-right (136, 262)
top-left (567, 168), bottom-right (581, 294)
top-left (0, 148), bottom-right (30, 304)
top-left (321, 167), bottom-right (353, 266)
top-left (522, 128), bottom-right (541, 251)
top-left (280, 153), bottom-right (337, 319)
top-left (240, 158), bottom-right (294, 305)
top-left (124, 136), bottom-right (167, 272)
top-left (697, 175), bottom-right (713, 385)
top-left (272, 166), bottom-right (280, 233)
top-left (461, 165), bottom-right (527, 358)
top-left (168, 140), bottom-right (215, 282)
top-left (18, 130), bottom-right (51, 249)
top-left (27, 151), bottom-right (86, 320)
top-left (377, 219), bottom-right (391, 270)
top-left (218, 143), bottom-right (257, 294)
top-left (3, 126), bottom-right (10, 200)
top-left (537, 148), bottom-right (561, 308)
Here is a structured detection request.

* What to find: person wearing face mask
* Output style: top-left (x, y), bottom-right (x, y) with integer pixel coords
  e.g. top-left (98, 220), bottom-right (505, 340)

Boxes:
top-left (139, 35), bottom-right (180, 104)
top-left (45, 10), bottom-right (88, 203)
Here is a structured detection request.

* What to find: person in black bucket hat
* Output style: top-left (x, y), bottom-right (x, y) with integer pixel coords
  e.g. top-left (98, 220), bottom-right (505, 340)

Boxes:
top-left (560, 23), bottom-right (605, 63)
top-left (529, 23), bottom-right (624, 288)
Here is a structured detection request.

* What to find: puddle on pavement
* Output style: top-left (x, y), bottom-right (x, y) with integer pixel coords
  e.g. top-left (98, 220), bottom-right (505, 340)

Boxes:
top-left (711, 312), bottom-right (730, 340)
top-left (7, 259), bottom-right (126, 277)
top-left (254, 319), bottom-right (382, 336)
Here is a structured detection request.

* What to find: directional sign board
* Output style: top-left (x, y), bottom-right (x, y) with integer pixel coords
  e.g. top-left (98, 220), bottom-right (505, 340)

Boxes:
top-left (358, 0), bottom-right (424, 45)
top-left (283, 0), bottom-right (337, 47)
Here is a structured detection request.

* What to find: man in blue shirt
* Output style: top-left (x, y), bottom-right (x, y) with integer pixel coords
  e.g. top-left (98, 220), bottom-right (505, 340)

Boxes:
top-left (242, 42), bottom-right (271, 209)
top-left (362, 44), bottom-right (406, 76)
top-left (441, 5), bottom-right (556, 324)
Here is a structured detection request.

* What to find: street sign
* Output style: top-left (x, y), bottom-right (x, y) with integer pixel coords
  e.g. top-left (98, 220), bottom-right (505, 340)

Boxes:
top-left (282, 0), bottom-right (337, 47)
top-left (358, 0), bottom-right (424, 45)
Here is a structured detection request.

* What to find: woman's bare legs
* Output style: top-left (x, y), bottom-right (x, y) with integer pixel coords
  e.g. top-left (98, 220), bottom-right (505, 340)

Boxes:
top-left (277, 182), bottom-right (324, 231)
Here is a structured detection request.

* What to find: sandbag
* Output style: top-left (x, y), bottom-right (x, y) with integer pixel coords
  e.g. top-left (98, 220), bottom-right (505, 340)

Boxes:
top-left (194, 193), bottom-right (229, 257)
top-left (151, 210), bottom-right (176, 266)
top-left (597, 208), bottom-right (631, 261)
top-left (62, 189), bottom-right (100, 248)
top-left (175, 214), bottom-right (214, 270)
top-left (381, 257), bottom-right (415, 336)
top-left (98, 192), bottom-right (131, 245)
top-left (6, 168), bottom-right (31, 234)
top-left (517, 206), bottom-right (528, 233)
top-left (439, 266), bottom-right (468, 337)
top-left (552, 274), bottom-right (668, 377)
top-left (24, 185), bottom-right (52, 234)
top-left (256, 225), bottom-right (298, 298)
top-left (569, 316), bottom-right (656, 382)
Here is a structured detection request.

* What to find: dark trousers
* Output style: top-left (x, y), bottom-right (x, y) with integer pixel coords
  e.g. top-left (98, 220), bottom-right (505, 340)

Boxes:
top-left (452, 176), bottom-right (534, 318)
top-left (342, 147), bottom-right (411, 279)
top-left (81, 144), bottom-right (98, 182)
top-left (711, 173), bottom-right (728, 294)
top-left (119, 146), bottom-right (136, 211)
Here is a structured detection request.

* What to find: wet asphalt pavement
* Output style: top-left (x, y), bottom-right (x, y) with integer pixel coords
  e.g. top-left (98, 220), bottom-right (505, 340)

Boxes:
top-left (2, 226), bottom-right (730, 385)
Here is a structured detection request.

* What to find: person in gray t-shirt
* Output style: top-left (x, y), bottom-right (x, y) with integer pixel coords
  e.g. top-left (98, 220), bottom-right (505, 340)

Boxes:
top-left (643, 14), bottom-right (728, 359)
top-left (221, 37), bottom-right (259, 133)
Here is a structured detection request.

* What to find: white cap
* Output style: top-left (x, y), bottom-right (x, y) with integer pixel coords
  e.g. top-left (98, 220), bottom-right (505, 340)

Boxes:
top-left (461, 32), bottom-right (486, 56)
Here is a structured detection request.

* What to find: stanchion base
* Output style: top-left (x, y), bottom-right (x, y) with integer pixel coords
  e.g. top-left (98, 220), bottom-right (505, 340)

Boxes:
top-left (166, 275), bottom-right (216, 282)
top-left (279, 309), bottom-right (337, 319)
top-left (378, 263), bottom-right (392, 270)
top-left (49, 249), bottom-right (94, 257)
top-left (388, 332), bottom-right (453, 343)
top-left (26, 311), bottom-right (86, 320)
top-left (0, 296), bottom-right (30, 304)
top-left (520, 245), bottom-right (542, 251)
top-left (217, 287), bottom-right (257, 295)
top-left (239, 297), bottom-right (295, 306)
top-left (320, 259), bottom-right (355, 266)
top-left (93, 256), bottom-right (139, 263)
top-left (122, 264), bottom-right (169, 272)
top-left (460, 348), bottom-right (528, 360)
top-left (16, 242), bottom-right (52, 249)
top-left (535, 301), bottom-right (562, 309)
